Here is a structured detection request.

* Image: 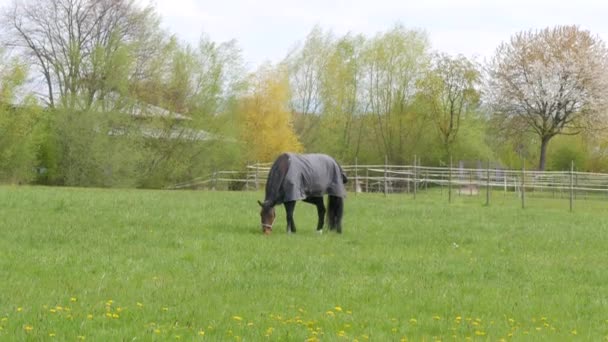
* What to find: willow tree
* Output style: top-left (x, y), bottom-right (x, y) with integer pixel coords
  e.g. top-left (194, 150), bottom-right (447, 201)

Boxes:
top-left (418, 53), bottom-right (480, 159)
top-left (486, 26), bottom-right (608, 170)
top-left (360, 25), bottom-right (430, 163)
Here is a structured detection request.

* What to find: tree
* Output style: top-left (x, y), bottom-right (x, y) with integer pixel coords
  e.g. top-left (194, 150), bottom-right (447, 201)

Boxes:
top-left (239, 63), bottom-right (302, 162)
top-left (486, 26), bottom-right (608, 170)
top-left (360, 25), bottom-right (430, 162)
top-left (2, 0), bottom-right (159, 109)
top-left (0, 52), bottom-right (41, 183)
top-left (418, 53), bottom-right (480, 158)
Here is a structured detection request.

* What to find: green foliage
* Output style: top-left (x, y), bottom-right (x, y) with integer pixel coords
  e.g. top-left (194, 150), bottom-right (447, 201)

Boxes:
top-left (2, 187), bottom-right (608, 340)
top-left (547, 136), bottom-right (588, 171)
top-left (0, 56), bottom-right (42, 184)
top-left (49, 108), bottom-right (143, 187)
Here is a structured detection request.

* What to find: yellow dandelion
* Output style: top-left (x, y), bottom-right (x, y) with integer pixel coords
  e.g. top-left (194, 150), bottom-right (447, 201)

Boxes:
top-left (87, 314), bottom-right (93, 320)
top-left (162, 307), bottom-right (169, 312)
top-left (433, 315), bottom-right (441, 321)
top-left (50, 309), bottom-right (57, 313)
top-left (391, 327), bottom-right (398, 333)
top-left (346, 310), bottom-right (352, 314)
top-left (409, 318), bottom-right (417, 325)
top-left (154, 329), bottom-right (161, 334)
top-left (24, 325), bottom-right (33, 332)
top-left (17, 307), bottom-right (23, 312)
top-left (572, 329), bottom-right (578, 335)
top-left (77, 336), bottom-right (85, 340)
top-left (326, 311), bottom-right (335, 316)
top-left (112, 313), bottom-right (119, 319)
top-left (105, 313), bottom-right (112, 318)
top-left (401, 338), bottom-right (408, 342)
top-left (70, 297), bottom-right (77, 302)
top-left (247, 322), bottom-right (254, 326)
top-left (198, 330), bottom-right (205, 336)
top-left (475, 330), bottom-right (486, 336)
top-left (232, 316), bottom-right (243, 321)
top-left (338, 330), bottom-right (346, 337)
top-left (137, 302), bottom-right (144, 308)
top-left (56, 306), bottom-right (63, 311)
top-left (49, 332), bottom-right (56, 337)
top-left (335, 306), bottom-right (343, 312)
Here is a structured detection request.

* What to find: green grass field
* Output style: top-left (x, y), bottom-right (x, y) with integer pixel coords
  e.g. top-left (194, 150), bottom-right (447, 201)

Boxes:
top-left (1, 186), bottom-right (607, 341)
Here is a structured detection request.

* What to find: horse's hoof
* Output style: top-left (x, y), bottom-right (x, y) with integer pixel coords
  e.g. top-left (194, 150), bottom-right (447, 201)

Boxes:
top-left (317, 230), bottom-right (323, 235)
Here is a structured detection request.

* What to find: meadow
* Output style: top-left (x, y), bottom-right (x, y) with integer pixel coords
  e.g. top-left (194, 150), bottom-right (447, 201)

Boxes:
top-left (1, 186), bottom-right (607, 341)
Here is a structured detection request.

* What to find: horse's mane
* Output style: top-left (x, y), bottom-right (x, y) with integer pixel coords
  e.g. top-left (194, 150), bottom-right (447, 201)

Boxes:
top-left (264, 153), bottom-right (290, 206)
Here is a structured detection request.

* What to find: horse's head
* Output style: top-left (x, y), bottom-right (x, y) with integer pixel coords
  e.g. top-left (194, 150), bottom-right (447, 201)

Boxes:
top-left (257, 200), bottom-right (276, 234)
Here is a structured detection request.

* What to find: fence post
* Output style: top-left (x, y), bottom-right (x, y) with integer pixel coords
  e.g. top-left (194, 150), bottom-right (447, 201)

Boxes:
top-left (570, 160), bottom-right (574, 212)
top-left (521, 161), bottom-right (525, 209)
top-left (245, 162), bottom-right (249, 191)
top-left (212, 171), bottom-right (218, 191)
top-left (384, 155), bottom-right (388, 197)
top-left (366, 167), bottom-right (369, 193)
top-left (413, 155), bottom-right (417, 200)
top-left (448, 156), bottom-right (453, 203)
top-left (255, 161), bottom-right (259, 190)
top-left (486, 159), bottom-right (490, 206)
top-left (355, 157), bottom-right (359, 196)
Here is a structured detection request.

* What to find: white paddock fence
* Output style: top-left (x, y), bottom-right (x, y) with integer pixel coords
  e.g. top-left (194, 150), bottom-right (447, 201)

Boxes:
top-left (169, 161), bottom-right (608, 209)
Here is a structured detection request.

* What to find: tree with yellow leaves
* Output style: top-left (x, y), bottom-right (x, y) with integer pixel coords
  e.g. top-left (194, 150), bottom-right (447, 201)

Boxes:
top-left (239, 63), bottom-right (303, 162)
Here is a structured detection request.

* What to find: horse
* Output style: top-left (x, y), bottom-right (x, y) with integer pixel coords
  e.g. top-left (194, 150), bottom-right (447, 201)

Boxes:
top-left (257, 153), bottom-right (348, 234)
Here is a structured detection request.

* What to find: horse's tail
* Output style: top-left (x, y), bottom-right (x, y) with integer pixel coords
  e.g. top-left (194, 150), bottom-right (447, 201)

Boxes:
top-left (327, 195), bottom-right (344, 233)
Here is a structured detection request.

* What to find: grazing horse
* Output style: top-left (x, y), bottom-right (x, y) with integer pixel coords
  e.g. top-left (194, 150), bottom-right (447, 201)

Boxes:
top-left (258, 153), bottom-right (347, 234)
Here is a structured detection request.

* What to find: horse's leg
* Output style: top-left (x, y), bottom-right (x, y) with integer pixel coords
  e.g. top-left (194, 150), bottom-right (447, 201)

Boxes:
top-left (328, 196), bottom-right (344, 233)
top-left (304, 197), bottom-right (325, 232)
top-left (284, 201), bottom-right (296, 233)
top-left (334, 196), bottom-right (344, 234)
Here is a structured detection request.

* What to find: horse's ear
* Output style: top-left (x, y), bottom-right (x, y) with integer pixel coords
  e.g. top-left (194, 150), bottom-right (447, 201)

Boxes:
top-left (257, 200), bottom-right (264, 207)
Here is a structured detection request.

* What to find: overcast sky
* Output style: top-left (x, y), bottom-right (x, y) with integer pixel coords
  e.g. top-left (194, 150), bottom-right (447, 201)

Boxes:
top-left (3, 0), bottom-right (608, 70)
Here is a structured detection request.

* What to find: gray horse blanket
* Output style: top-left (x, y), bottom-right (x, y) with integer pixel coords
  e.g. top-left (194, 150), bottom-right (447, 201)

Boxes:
top-left (265, 153), bottom-right (347, 205)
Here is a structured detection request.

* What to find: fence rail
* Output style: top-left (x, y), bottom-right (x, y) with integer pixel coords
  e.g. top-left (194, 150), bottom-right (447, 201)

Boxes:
top-left (168, 160), bottom-right (608, 209)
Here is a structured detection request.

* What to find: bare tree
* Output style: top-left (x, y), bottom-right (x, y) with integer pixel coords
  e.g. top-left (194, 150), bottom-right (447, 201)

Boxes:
top-left (486, 26), bottom-right (608, 170)
top-left (1, 0), bottom-right (158, 109)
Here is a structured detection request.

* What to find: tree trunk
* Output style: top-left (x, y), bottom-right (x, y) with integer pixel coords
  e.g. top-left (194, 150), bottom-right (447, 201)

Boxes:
top-left (538, 136), bottom-right (551, 171)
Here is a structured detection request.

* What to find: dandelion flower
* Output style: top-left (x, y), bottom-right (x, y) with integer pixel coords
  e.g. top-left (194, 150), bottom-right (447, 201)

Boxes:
top-left (49, 332), bottom-right (56, 337)
top-left (198, 330), bottom-right (205, 336)
top-left (433, 315), bottom-right (441, 321)
top-left (87, 314), bottom-right (93, 320)
top-left (232, 316), bottom-right (243, 321)
top-left (24, 325), bottom-right (33, 332)
top-left (409, 318), bottom-right (417, 325)
top-left (70, 297), bottom-right (77, 302)
top-left (17, 307), bottom-right (23, 312)
top-left (334, 306), bottom-right (343, 312)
